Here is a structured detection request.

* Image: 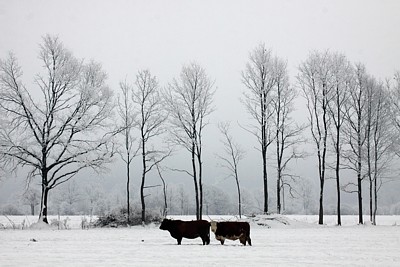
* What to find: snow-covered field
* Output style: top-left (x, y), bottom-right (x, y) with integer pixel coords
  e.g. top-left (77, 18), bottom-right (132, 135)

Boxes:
top-left (1, 215), bottom-right (400, 266)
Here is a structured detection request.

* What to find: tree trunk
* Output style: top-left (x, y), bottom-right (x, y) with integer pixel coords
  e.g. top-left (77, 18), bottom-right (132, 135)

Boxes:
top-left (263, 151), bottom-right (268, 214)
top-left (140, 139), bottom-right (146, 224)
top-left (319, 85), bottom-right (328, 225)
top-left (163, 185), bottom-right (168, 217)
top-left (39, 184), bottom-right (49, 223)
top-left (369, 178), bottom-right (373, 222)
top-left (372, 147), bottom-right (378, 225)
top-left (367, 124), bottom-right (373, 223)
top-left (357, 107), bottom-right (364, 225)
top-left (373, 172), bottom-right (377, 225)
top-left (357, 175), bottom-right (363, 224)
top-left (276, 130), bottom-right (282, 215)
top-left (196, 133), bottom-right (203, 220)
top-left (335, 128), bottom-right (341, 226)
top-left (261, 88), bottom-right (269, 214)
top-left (335, 150), bottom-right (341, 226)
top-left (127, 156), bottom-right (130, 224)
top-left (157, 165), bottom-right (168, 217)
top-left (277, 169), bottom-right (281, 214)
top-left (317, 139), bottom-right (326, 225)
top-left (191, 141), bottom-right (199, 220)
top-left (262, 118), bottom-right (268, 214)
top-left (198, 156), bottom-right (203, 220)
top-left (282, 184), bottom-right (286, 212)
top-left (30, 204), bottom-right (35, 216)
top-left (318, 179), bottom-right (324, 225)
top-left (357, 144), bottom-right (363, 224)
top-left (235, 169), bottom-right (242, 218)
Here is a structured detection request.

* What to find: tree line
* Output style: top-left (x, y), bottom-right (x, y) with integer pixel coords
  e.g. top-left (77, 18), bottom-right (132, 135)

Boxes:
top-left (0, 35), bottom-right (399, 225)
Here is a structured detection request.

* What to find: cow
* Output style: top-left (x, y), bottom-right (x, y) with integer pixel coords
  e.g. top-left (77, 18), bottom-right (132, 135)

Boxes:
top-left (210, 221), bottom-right (252, 246)
top-left (159, 218), bottom-right (210, 245)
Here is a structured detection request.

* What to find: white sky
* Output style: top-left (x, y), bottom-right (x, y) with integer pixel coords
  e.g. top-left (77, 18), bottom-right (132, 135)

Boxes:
top-left (1, 0), bottom-right (400, 203)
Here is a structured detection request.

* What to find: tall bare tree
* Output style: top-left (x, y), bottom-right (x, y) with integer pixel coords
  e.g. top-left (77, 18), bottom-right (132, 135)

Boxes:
top-left (242, 43), bottom-right (276, 214)
top-left (155, 163), bottom-right (168, 217)
top-left (22, 188), bottom-right (40, 215)
top-left (165, 62), bottom-right (214, 220)
top-left (390, 71), bottom-right (400, 157)
top-left (132, 69), bottom-right (169, 224)
top-left (326, 53), bottom-right (352, 226)
top-left (364, 77), bottom-right (377, 223)
top-left (84, 183), bottom-right (105, 217)
top-left (342, 63), bottom-right (369, 225)
top-left (0, 35), bottom-right (115, 223)
top-left (216, 122), bottom-right (245, 218)
top-left (369, 81), bottom-right (393, 225)
top-left (271, 57), bottom-right (305, 214)
top-left (298, 50), bottom-right (334, 224)
top-left (117, 80), bottom-right (138, 224)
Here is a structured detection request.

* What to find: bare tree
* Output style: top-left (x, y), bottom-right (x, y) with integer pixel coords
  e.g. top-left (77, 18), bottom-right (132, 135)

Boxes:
top-left (342, 63), bottom-right (369, 225)
top-left (216, 122), bottom-right (245, 218)
top-left (0, 35), bottom-right (115, 223)
top-left (177, 184), bottom-right (189, 215)
top-left (132, 70), bottom-right (169, 224)
top-left (155, 163), bottom-right (168, 217)
top-left (57, 181), bottom-right (81, 215)
top-left (165, 62), bottom-right (214, 220)
top-left (298, 50), bottom-right (334, 224)
top-left (22, 188), bottom-right (40, 215)
top-left (298, 178), bottom-right (315, 214)
top-left (271, 57), bottom-right (305, 214)
top-left (326, 53), bottom-right (352, 225)
top-left (369, 81), bottom-right (393, 225)
top-left (242, 43), bottom-right (276, 214)
top-left (84, 183), bottom-right (105, 216)
top-left (117, 80), bottom-right (139, 224)
top-left (62, 181), bottom-right (81, 207)
top-left (390, 71), bottom-right (400, 157)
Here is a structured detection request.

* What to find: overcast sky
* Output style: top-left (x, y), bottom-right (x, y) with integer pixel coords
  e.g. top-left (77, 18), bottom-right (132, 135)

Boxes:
top-left (1, 0), bottom-right (400, 202)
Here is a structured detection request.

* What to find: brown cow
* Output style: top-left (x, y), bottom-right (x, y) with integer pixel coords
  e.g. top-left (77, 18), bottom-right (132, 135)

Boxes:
top-left (210, 221), bottom-right (252, 246)
top-left (159, 219), bottom-right (210, 245)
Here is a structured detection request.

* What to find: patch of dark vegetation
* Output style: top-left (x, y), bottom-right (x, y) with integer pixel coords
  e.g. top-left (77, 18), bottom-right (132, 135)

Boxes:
top-left (94, 208), bottom-right (163, 227)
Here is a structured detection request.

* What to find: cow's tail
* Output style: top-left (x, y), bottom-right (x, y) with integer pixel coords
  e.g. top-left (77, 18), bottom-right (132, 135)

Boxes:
top-left (247, 235), bottom-right (252, 246)
top-left (247, 224), bottom-right (252, 246)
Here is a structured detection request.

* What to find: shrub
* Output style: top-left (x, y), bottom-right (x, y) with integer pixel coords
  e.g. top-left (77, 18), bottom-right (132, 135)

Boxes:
top-left (50, 217), bottom-right (70, 229)
top-left (1, 204), bottom-right (23, 215)
top-left (94, 207), bottom-right (163, 227)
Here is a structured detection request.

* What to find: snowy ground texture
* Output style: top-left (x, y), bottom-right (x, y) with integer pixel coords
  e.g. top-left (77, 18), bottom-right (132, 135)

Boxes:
top-left (1, 215), bottom-right (400, 266)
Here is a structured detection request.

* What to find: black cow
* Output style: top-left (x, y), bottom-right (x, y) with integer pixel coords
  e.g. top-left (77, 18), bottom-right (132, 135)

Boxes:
top-left (210, 221), bottom-right (252, 246)
top-left (159, 219), bottom-right (210, 245)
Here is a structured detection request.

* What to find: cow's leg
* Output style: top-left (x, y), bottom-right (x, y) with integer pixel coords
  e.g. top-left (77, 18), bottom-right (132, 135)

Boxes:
top-left (220, 237), bottom-right (225, 245)
top-left (177, 237), bottom-right (182, 245)
top-left (239, 236), bottom-right (247, 246)
top-left (205, 233), bottom-right (210, 245)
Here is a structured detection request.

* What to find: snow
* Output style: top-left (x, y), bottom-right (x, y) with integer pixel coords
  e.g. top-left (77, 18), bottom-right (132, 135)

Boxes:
top-left (1, 215), bottom-right (400, 266)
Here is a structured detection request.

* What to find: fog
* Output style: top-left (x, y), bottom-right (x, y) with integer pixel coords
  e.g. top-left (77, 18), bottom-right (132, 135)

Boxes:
top-left (1, 0), bottom-right (400, 215)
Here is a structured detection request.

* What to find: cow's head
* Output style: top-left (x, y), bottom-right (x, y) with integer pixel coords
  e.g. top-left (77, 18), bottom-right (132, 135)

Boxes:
top-left (210, 221), bottom-right (217, 233)
top-left (159, 218), bottom-right (172, 230)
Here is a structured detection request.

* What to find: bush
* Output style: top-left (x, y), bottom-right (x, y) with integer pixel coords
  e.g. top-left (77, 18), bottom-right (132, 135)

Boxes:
top-left (50, 217), bottom-right (70, 229)
top-left (1, 204), bottom-right (23, 215)
top-left (94, 207), bottom-right (163, 227)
